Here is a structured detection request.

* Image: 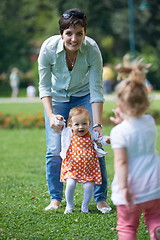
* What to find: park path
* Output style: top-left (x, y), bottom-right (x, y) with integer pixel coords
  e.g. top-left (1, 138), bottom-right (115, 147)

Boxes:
top-left (0, 96), bottom-right (115, 103)
top-left (0, 93), bottom-right (160, 104)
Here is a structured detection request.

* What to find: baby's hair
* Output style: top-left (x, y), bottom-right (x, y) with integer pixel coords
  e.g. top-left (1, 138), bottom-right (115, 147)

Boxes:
top-left (68, 106), bottom-right (91, 125)
top-left (115, 55), bottom-right (151, 117)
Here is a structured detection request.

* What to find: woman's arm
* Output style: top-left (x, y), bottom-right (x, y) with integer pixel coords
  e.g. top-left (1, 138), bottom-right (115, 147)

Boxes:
top-left (91, 102), bottom-right (103, 136)
top-left (41, 96), bottom-right (64, 133)
top-left (38, 38), bottom-right (65, 133)
top-left (41, 96), bottom-right (53, 118)
top-left (87, 37), bottom-right (104, 104)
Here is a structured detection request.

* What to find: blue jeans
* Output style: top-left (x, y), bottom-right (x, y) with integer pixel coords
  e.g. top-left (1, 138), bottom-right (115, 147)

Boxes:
top-left (44, 94), bottom-right (108, 202)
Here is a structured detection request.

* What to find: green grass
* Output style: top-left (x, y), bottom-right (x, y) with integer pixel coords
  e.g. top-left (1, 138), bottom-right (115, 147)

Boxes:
top-left (0, 102), bottom-right (43, 115)
top-left (0, 98), bottom-right (160, 239)
top-left (1, 126), bottom-right (160, 240)
top-left (0, 94), bottom-right (159, 116)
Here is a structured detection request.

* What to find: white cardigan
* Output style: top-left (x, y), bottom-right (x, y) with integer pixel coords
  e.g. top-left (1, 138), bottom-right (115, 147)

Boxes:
top-left (60, 127), bottom-right (110, 159)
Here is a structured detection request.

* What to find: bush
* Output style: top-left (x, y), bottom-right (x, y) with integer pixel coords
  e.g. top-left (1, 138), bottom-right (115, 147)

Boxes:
top-left (0, 109), bottom-right (160, 129)
top-left (102, 109), bottom-right (160, 126)
top-left (0, 112), bottom-right (44, 129)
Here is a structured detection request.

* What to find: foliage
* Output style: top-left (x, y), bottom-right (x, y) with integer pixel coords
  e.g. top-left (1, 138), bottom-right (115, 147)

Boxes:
top-left (0, 0), bottom-right (160, 89)
top-left (0, 0), bottom-right (32, 72)
top-left (0, 81), bottom-right (11, 97)
top-left (0, 108), bottom-right (160, 129)
top-left (139, 46), bottom-right (160, 89)
top-left (103, 109), bottom-right (160, 126)
top-left (0, 0), bottom-right (59, 73)
top-left (0, 112), bottom-right (44, 129)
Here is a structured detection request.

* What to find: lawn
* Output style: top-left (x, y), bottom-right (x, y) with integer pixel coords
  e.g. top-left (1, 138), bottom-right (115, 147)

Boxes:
top-left (0, 94), bottom-right (159, 115)
top-left (0, 98), bottom-right (160, 240)
top-left (0, 101), bottom-right (43, 115)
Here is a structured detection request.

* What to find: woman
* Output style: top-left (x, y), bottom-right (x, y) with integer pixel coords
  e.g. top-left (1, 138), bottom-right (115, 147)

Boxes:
top-left (38, 8), bottom-right (111, 213)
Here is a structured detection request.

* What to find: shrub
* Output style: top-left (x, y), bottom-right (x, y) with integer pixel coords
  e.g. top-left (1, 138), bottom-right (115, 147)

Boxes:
top-left (0, 109), bottom-right (160, 129)
top-left (0, 112), bottom-right (44, 129)
top-left (102, 109), bottom-right (160, 126)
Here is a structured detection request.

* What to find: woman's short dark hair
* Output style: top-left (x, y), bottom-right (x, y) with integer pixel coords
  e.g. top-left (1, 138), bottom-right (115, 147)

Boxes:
top-left (59, 8), bottom-right (87, 34)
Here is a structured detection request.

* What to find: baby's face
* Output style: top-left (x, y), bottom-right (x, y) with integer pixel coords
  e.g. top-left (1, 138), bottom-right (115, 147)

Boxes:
top-left (70, 114), bottom-right (90, 136)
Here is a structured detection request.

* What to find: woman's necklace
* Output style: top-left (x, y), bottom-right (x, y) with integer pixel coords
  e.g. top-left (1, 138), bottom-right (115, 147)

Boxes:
top-left (67, 53), bottom-right (77, 67)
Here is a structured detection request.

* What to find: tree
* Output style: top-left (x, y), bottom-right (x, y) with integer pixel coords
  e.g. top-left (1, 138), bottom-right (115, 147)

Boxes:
top-left (0, 0), bottom-right (59, 73)
top-left (0, 0), bottom-right (160, 89)
top-left (0, 0), bottom-right (32, 72)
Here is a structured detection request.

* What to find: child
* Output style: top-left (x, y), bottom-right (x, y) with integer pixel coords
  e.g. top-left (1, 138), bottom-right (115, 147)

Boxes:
top-left (110, 58), bottom-right (160, 240)
top-left (60, 106), bottom-right (111, 214)
top-left (26, 82), bottom-right (36, 98)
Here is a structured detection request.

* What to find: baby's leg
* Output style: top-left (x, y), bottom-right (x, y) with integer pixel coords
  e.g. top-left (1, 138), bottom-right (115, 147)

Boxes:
top-left (65, 178), bottom-right (77, 213)
top-left (81, 182), bottom-right (94, 213)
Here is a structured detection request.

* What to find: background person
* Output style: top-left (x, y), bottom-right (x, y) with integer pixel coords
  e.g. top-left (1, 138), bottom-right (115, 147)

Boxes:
top-left (38, 8), bottom-right (110, 213)
top-left (26, 82), bottom-right (36, 98)
top-left (9, 67), bottom-right (20, 98)
top-left (110, 59), bottom-right (160, 240)
top-left (102, 63), bottom-right (114, 94)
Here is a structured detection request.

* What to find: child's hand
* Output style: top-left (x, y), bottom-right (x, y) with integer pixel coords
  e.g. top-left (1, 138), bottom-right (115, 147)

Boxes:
top-left (93, 139), bottom-right (102, 147)
top-left (122, 188), bottom-right (136, 210)
top-left (105, 136), bottom-right (110, 144)
top-left (94, 135), bottom-right (110, 146)
top-left (110, 108), bottom-right (124, 125)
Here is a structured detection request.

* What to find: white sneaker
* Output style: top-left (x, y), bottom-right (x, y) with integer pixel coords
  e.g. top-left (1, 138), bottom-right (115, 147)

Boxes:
top-left (97, 205), bottom-right (112, 213)
top-left (64, 209), bottom-right (73, 214)
top-left (44, 203), bottom-right (60, 211)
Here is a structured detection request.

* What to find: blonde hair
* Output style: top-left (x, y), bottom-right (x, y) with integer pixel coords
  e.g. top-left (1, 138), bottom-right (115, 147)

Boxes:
top-left (68, 106), bottom-right (91, 125)
top-left (115, 55), bottom-right (151, 117)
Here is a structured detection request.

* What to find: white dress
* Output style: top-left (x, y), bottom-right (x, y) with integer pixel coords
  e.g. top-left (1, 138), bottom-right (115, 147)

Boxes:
top-left (60, 131), bottom-right (102, 184)
top-left (110, 114), bottom-right (160, 205)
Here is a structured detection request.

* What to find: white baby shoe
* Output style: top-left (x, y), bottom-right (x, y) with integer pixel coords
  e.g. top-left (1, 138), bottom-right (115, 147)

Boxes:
top-left (64, 208), bottom-right (73, 214)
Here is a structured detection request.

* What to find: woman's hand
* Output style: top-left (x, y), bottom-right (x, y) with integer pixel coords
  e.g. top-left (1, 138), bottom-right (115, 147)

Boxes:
top-left (93, 126), bottom-right (103, 137)
top-left (49, 114), bottom-right (65, 133)
top-left (41, 97), bottom-right (65, 133)
top-left (110, 108), bottom-right (124, 125)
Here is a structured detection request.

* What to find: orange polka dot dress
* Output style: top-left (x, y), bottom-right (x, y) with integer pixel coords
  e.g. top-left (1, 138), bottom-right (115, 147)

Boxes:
top-left (60, 131), bottom-right (102, 184)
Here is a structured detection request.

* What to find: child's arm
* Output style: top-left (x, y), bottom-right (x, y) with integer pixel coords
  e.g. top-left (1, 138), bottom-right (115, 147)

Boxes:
top-left (98, 136), bottom-right (110, 145)
top-left (91, 130), bottom-right (110, 145)
top-left (114, 148), bottom-right (135, 209)
top-left (91, 131), bottom-right (109, 156)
